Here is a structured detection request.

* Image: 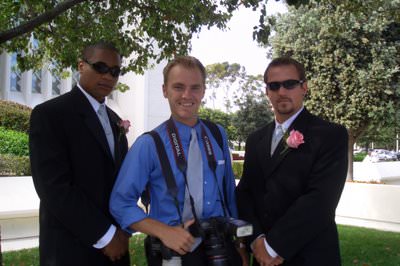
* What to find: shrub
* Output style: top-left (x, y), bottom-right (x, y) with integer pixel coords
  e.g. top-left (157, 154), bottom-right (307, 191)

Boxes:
top-left (0, 100), bottom-right (31, 133)
top-left (354, 152), bottom-right (367, 162)
top-left (232, 161), bottom-right (244, 179)
top-left (0, 154), bottom-right (31, 176)
top-left (0, 127), bottom-right (29, 156)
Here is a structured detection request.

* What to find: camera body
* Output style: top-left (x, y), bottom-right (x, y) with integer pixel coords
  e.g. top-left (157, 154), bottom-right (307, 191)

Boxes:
top-left (146, 217), bottom-right (253, 266)
top-left (146, 235), bottom-right (180, 261)
top-left (189, 216), bottom-right (253, 266)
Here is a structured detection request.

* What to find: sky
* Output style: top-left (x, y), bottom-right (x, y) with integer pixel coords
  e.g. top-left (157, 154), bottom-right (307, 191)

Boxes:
top-left (190, 1), bottom-right (288, 76)
top-left (189, 1), bottom-right (287, 110)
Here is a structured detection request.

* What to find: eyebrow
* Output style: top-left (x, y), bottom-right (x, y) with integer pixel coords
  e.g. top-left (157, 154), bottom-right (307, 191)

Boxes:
top-left (171, 82), bottom-right (202, 87)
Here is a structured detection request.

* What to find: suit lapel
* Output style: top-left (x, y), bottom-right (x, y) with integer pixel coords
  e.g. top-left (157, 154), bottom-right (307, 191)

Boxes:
top-left (256, 123), bottom-right (274, 178)
top-left (107, 108), bottom-right (123, 165)
top-left (262, 108), bottom-right (311, 179)
top-left (71, 87), bottom-right (115, 162)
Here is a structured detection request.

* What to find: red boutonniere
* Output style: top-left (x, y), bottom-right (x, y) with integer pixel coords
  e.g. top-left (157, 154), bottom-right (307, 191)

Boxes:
top-left (118, 120), bottom-right (131, 139)
top-left (281, 129), bottom-right (304, 154)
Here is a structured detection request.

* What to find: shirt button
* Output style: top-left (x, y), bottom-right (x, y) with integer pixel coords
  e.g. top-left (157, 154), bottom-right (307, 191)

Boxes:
top-left (204, 181), bottom-right (207, 185)
top-left (207, 201), bottom-right (211, 205)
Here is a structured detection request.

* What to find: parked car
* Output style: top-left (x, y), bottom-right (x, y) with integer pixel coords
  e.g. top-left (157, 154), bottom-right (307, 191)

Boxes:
top-left (369, 149), bottom-right (398, 162)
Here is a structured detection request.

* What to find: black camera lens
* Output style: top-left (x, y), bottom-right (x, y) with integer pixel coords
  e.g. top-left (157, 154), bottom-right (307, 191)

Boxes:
top-left (203, 235), bottom-right (229, 266)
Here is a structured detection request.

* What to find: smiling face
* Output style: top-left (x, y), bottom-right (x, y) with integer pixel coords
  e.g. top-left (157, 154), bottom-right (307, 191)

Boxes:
top-left (162, 64), bottom-right (205, 127)
top-left (265, 64), bottom-right (307, 123)
top-left (78, 48), bottom-right (121, 103)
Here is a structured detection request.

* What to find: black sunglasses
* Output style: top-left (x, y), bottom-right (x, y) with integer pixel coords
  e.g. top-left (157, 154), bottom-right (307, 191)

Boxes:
top-left (266, 79), bottom-right (304, 91)
top-left (83, 59), bottom-right (121, 78)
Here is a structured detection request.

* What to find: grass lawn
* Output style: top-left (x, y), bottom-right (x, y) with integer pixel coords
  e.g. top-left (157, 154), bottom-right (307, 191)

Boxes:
top-left (338, 225), bottom-right (400, 265)
top-left (2, 225), bottom-right (400, 265)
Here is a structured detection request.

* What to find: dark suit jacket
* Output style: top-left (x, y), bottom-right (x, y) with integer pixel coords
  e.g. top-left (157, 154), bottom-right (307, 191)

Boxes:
top-left (236, 108), bottom-right (348, 266)
top-left (29, 86), bottom-right (129, 266)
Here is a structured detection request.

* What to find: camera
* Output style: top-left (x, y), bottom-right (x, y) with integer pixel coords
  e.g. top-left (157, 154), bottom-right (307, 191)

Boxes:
top-left (189, 216), bottom-right (253, 266)
top-left (145, 236), bottom-right (181, 263)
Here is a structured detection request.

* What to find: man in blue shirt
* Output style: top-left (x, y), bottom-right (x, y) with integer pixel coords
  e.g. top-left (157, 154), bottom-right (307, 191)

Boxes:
top-left (110, 56), bottom-right (242, 265)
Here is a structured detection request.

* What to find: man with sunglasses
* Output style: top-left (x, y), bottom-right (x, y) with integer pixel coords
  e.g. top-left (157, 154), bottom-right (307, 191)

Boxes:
top-left (29, 41), bottom-right (130, 265)
top-left (236, 57), bottom-right (348, 266)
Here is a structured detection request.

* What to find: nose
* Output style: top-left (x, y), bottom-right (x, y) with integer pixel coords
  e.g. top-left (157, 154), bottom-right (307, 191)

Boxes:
top-left (182, 88), bottom-right (191, 98)
top-left (102, 72), bottom-right (115, 80)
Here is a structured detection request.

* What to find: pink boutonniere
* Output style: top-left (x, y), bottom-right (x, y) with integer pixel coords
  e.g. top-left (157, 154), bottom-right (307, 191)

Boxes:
top-left (281, 129), bottom-right (304, 154)
top-left (118, 120), bottom-right (131, 139)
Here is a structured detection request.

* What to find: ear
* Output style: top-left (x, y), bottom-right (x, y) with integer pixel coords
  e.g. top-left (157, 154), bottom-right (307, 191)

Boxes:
top-left (78, 60), bottom-right (85, 74)
top-left (302, 81), bottom-right (308, 96)
top-left (201, 85), bottom-right (206, 99)
top-left (162, 84), bottom-right (167, 98)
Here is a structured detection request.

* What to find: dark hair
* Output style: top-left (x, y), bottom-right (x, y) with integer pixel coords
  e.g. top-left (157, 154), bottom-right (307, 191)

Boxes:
top-left (163, 56), bottom-right (206, 85)
top-left (81, 41), bottom-right (122, 61)
top-left (264, 57), bottom-right (306, 83)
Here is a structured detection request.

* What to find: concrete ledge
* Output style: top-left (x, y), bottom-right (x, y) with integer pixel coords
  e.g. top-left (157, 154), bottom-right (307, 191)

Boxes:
top-left (0, 176), bottom-right (39, 218)
top-left (1, 176), bottom-right (400, 252)
top-left (336, 182), bottom-right (400, 232)
top-left (354, 161), bottom-right (400, 185)
top-left (0, 176), bottom-right (39, 251)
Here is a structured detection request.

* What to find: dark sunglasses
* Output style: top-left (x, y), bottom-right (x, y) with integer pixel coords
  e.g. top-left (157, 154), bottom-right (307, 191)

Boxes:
top-left (83, 59), bottom-right (121, 78)
top-left (266, 79), bottom-right (304, 91)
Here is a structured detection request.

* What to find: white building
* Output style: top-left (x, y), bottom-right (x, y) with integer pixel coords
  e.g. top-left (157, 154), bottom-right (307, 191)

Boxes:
top-left (0, 50), bottom-right (171, 144)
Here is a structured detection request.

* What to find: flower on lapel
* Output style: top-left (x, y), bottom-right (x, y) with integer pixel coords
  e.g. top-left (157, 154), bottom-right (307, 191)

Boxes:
top-left (286, 130), bottom-right (304, 148)
top-left (281, 129), bottom-right (304, 155)
top-left (118, 120), bottom-right (131, 139)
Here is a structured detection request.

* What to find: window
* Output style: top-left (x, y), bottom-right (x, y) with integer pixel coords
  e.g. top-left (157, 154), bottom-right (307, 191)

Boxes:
top-left (10, 53), bottom-right (21, 92)
top-left (52, 74), bottom-right (61, 95)
top-left (32, 70), bottom-right (41, 93)
top-left (49, 64), bottom-right (61, 95)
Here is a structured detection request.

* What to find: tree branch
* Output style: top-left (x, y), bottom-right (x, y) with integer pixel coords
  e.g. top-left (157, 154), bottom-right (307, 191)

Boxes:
top-left (0, 0), bottom-right (87, 44)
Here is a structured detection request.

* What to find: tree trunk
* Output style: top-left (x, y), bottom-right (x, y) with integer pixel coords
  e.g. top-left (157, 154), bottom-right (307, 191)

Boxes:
top-left (347, 132), bottom-right (355, 181)
top-left (0, 225), bottom-right (2, 265)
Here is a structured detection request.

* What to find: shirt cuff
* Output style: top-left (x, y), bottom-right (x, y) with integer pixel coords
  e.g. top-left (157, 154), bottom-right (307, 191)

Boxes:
top-left (250, 234), bottom-right (265, 250)
top-left (93, 225), bottom-right (116, 249)
top-left (264, 238), bottom-right (278, 258)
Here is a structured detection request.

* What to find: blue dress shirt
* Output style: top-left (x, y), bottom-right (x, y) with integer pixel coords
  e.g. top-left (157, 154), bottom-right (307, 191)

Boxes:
top-left (110, 119), bottom-right (238, 233)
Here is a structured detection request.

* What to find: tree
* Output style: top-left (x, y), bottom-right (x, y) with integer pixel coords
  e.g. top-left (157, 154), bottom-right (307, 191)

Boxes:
top-left (256, 0), bottom-right (400, 180)
top-left (233, 94), bottom-right (273, 149)
top-left (198, 107), bottom-right (237, 143)
top-left (233, 74), bottom-right (273, 148)
top-left (0, 0), bottom-right (261, 74)
top-left (205, 62), bottom-right (246, 112)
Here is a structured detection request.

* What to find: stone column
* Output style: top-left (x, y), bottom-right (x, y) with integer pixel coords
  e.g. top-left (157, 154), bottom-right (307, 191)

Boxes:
top-left (0, 51), bottom-right (11, 100)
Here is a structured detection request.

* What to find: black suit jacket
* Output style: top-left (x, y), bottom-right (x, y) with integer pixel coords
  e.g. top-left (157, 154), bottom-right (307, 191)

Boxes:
top-left (29, 86), bottom-right (129, 266)
top-left (236, 108), bottom-right (348, 266)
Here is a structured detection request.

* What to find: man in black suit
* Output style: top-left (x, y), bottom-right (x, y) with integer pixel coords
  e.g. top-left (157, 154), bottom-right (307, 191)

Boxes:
top-left (29, 41), bottom-right (130, 265)
top-left (236, 57), bottom-right (348, 266)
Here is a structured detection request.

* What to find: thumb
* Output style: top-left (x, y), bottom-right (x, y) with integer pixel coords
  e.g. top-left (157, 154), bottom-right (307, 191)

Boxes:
top-left (183, 219), bottom-right (195, 229)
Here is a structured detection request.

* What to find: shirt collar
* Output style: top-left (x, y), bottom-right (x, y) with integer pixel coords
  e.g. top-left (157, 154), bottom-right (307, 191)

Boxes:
top-left (77, 83), bottom-right (106, 113)
top-left (170, 117), bottom-right (201, 142)
top-left (275, 106), bottom-right (304, 132)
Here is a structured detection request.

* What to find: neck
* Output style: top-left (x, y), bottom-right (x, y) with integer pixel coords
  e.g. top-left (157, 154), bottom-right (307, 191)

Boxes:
top-left (171, 116), bottom-right (198, 127)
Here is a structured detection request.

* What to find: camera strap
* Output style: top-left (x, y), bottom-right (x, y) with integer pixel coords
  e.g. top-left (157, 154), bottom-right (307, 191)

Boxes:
top-left (200, 125), bottom-right (228, 217)
top-left (142, 118), bottom-right (232, 223)
top-left (166, 118), bottom-right (200, 223)
top-left (147, 130), bottom-right (183, 225)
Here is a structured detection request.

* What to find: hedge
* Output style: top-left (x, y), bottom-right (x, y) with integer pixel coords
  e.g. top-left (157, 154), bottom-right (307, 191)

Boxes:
top-left (232, 161), bottom-right (244, 179)
top-left (0, 127), bottom-right (29, 156)
top-left (0, 100), bottom-right (31, 133)
top-left (0, 154), bottom-right (31, 176)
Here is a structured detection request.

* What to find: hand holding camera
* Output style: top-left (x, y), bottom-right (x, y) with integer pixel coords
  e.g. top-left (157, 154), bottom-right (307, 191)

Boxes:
top-left (158, 219), bottom-right (196, 256)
